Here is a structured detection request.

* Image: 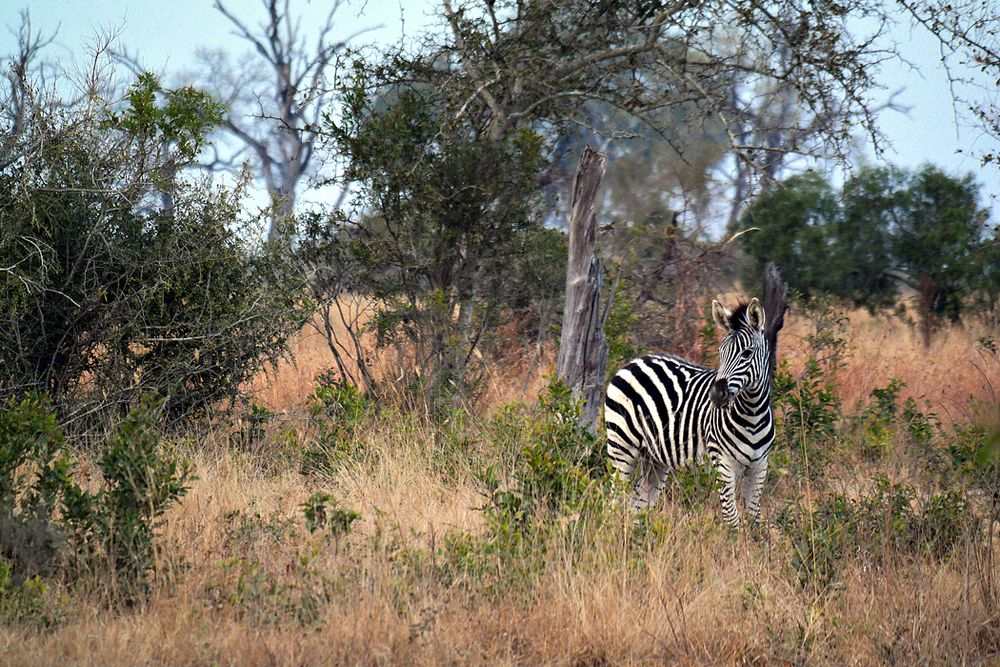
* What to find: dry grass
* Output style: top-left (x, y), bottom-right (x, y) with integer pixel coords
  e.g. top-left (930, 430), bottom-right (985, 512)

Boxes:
top-left (253, 303), bottom-right (999, 420)
top-left (781, 307), bottom-right (998, 421)
top-left (3, 309), bottom-right (1000, 665)
top-left (4, 434), bottom-right (998, 666)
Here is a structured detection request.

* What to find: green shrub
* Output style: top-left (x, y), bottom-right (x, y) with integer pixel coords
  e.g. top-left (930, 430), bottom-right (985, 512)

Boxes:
top-left (605, 294), bottom-right (642, 374)
top-left (773, 359), bottom-right (840, 478)
top-left (945, 423), bottom-right (1000, 497)
top-left (301, 492), bottom-right (360, 541)
top-left (0, 395), bottom-right (76, 582)
top-left (667, 461), bottom-right (720, 509)
top-left (454, 379), bottom-right (610, 597)
top-left (0, 394), bottom-right (192, 604)
top-left (86, 396), bottom-right (194, 590)
top-left (300, 372), bottom-right (374, 476)
top-left (211, 507), bottom-right (352, 627)
top-left (779, 476), bottom-right (974, 590)
top-left (232, 404), bottom-right (277, 455)
top-left (0, 72), bottom-right (308, 426)
top-left (852, 379), bottom-right (940, 461)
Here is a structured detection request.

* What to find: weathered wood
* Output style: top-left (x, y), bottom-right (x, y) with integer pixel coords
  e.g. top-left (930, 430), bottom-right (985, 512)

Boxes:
top-left (556, 147), bottom-right (608, 433)
top-left (762, 262), bottom-right (789, 386)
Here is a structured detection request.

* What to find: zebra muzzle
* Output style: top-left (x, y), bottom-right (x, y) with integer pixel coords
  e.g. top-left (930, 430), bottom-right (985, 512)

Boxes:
top-left (709, 378), bottom-right (735, 409)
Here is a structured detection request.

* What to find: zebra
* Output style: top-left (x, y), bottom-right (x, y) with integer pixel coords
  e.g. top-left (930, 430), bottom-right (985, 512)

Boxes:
top-left (604, 297), bottom-right (775, 526)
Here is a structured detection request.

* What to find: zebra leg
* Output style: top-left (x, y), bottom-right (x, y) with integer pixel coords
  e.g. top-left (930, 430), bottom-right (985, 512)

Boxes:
top-left (606, 434), bottom-right (640, 480)
top-left (630, 458), bottom-right (668, 512)
top-left (740, 459), bottom-right (769, 525)
top-left (713, 454), bottom-right (741, 527)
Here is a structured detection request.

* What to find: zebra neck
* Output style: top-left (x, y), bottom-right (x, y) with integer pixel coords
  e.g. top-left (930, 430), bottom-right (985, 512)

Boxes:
top-left (733, 381), bottom-right (770, 416)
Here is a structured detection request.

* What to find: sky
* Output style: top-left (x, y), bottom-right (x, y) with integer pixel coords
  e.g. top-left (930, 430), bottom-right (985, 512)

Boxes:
top-left (4, 0), bottom-right (998, 217)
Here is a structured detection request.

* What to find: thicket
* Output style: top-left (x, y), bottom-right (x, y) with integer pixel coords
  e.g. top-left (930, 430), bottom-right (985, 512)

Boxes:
top-left (736, 166), bottom-right (998, 342)
top-left (0, 394), bottom-right (191, 618)
top-left (0, 72), bottom-right (309, 427)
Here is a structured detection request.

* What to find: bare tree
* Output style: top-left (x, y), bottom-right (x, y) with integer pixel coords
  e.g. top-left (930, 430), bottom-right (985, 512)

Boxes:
top-left (194, 0), bottom-right (370, 240)
top-left (1, 11), bottom-right (56, 169)
top-left (896, 0), bottom-right (1000, 169)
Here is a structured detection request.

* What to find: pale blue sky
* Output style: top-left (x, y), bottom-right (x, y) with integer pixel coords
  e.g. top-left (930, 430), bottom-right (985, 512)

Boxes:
top-left (4, 0), bottom-right (997, 216)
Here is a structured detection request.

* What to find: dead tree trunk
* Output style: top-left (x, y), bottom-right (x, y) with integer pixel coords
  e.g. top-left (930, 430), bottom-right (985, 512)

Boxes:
top-left (762, 262), bottom-right (789, 386)
top-left (556, 147), bottom-right (609, 433)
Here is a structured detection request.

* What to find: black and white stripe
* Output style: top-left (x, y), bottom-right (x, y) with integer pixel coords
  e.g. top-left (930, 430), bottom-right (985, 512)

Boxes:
top-left (605, 297), bottom-right (774, 526)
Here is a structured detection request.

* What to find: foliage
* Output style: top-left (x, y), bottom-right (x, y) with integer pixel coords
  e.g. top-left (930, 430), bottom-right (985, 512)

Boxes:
top-left (736, 165), bottom-right (994, 342)
top-left (601, 216), bottom-right (736, 363)
top-left (771, 297), bottom-right (848, 477)
top-left (310, 0), bottom-right (902, 404)
top-left (779, 477), bottom-right (973, 590)
top-left (300, 492), bottom-right (360, 540)
top-left (479, 380), bottom-right (601, 526)
top-left (0, 394), bottom-right (192, 602)
top-left (89, 395), bottom-right (194, 588)
top-left (737, 172), bottom-right (842, 300)
top-left (0, 395), bottom-right (75, 581)
top-left (300, 372), bottom-right (374, 477)
top-left (211, 507), bottom-right (354, 627)
top-left (772, 358), bottom-right (840, 480)
top-left (316, 69), bottom-right (557, 403)
top-left (604, 291), bottom-right (642, 375)
top-left (105, 72), bottom-right (223, 160)
top-left (0, 71), bottom-right (309, 425)
top-left (944, 423), bottom-right (1000, 497)
top-left (448, 379), bottom-right (609, 595)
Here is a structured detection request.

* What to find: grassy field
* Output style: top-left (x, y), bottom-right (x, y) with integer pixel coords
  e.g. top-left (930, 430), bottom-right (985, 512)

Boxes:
top-left (2, 309), bottom-right (1000, 666)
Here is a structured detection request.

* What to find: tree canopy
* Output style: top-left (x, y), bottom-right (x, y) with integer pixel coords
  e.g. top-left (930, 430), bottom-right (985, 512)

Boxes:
top-left (0, 68), bottom-right (309, 425)
top-left (735, 164), bottom-right (994, 342)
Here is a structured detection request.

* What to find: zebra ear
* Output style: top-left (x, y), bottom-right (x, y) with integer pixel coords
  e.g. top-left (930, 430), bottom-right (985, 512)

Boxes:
top-left (747, 297), bottom-right (766, 331)
top-left (711, 300), bottom-right (732, 332)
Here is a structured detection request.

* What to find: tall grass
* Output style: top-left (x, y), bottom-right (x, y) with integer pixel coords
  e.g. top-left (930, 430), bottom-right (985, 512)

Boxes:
top-left (3, 309), bottom-right (1000, 665)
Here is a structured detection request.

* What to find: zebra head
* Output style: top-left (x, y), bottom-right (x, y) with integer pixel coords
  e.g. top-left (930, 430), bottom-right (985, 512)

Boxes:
top-left (709, 298), bottom-right (767, 409)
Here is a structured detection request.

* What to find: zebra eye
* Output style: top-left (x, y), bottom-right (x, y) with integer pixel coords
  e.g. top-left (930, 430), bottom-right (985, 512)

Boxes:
top-left (740, 349), bottom-right (753, 360)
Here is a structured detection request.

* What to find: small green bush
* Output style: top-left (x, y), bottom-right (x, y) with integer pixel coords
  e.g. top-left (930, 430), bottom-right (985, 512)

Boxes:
top-left (211, 506), bottom-right (354, 627)
top-left (0, 395), bottom-right (75, 581)
top-left (779, 476), bottom-right (974, 590)
top-left (300, 372), bottom-right (374, 476)
top-left (0, 394), bottom-right (193, 604)
top-left (773, 359), bottom-right (840, 478)
top-left (453, 379), bottom-right (610, 597)
top-left (301, 492), bottom-right (361, 540)
top-left (850, 379), bottom-right (940, 461)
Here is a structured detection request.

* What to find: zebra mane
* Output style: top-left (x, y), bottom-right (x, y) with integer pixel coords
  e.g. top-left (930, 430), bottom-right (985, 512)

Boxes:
top-left (726, 300), bottom-right (755, 332)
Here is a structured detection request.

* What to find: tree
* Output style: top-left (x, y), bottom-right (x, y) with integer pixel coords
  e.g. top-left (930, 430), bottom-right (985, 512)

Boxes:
top-left (0, 55), bottom-right (309, 425)
top-left (736, 165), bottom-right (993, 343)
top-left (737, 171), bottom-right (855, 302)
top-left (315, 74), bottom-right (558, 403)
top-left (555, 147), bottom-right (609, 433)
top-left (184, 0), bottom-right (364, 240)
top-left (897, 0), bottom-right (1000, 169)
top-left (312, 0), bottom-right (905, 402)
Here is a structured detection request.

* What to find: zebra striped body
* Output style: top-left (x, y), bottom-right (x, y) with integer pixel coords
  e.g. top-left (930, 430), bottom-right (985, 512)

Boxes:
top-left (605, 299), bottom-right (775, 526)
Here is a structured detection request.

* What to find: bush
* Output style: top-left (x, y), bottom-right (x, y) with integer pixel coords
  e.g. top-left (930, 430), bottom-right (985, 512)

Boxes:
top-left (0, 72), bottom-right (308, 426)
top-left (0, 395), bottom-right (74, 582)
top-left (772, 359), bottom-right (840, 478)
top-left (779, 476), bottom-right (974, 590)
top-left (0, 394), bottom-right (193, 603)
top-left (451, 379), bottom-right (610, 596)
top-left (85, 395), bottom-right (194, 589)
top-left (300, 372), bottom-right (374, 476)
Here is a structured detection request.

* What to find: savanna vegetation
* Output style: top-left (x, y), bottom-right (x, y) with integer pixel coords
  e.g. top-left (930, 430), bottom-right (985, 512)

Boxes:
top-left (2, 1), bottom-right (1000, 665)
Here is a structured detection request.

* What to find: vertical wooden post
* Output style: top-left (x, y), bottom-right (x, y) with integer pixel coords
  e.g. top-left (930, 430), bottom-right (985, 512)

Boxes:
top-left (556, 147), bottom-right (608, 433)
top-left (763, 262), bottom-right (788, 386)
